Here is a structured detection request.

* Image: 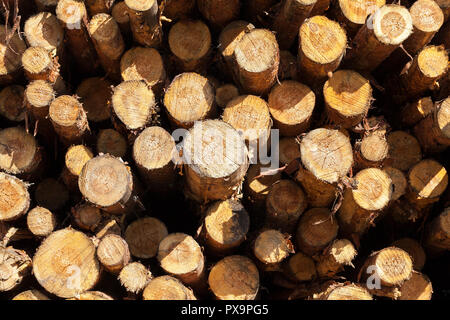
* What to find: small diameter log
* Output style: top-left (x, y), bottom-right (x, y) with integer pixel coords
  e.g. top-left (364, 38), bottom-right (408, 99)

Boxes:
top-left (383, 167), bottom-right (407, 201)
top-left (197, 0), bottom-right (240, 29)
top-left (423, 207), bottom-right (450, 253)
top-left (35, 178), bottom-right (69, 211)
top-left (386, 131), bottom-right (422, 171)
top-left (25, 80), bottom-right (55, 120)
top-left (395, 45), bottom-right (448, 103)
top-left (202, 199), bottom-right (250, 255)
top-left (312, 283), bottom-right (373, 300)
top-left (296, 208), bottom-right (339, 256)
top-left (96, 234), bottom-right (130, 274)
top-left (265, 180), bottom-right (307, 233)
top-left (168, 20), bottom-right (212, 73)
top-left (111, 1), bottom-right (131, 36)
top-left (222, 95), bottom-right (272, 153)
top-left (76, 77), bottom-right (112, 123)
top-left (49, 95), bottom-right (89, 145)
top-left (133, 126), bottom-right (177, 193)
top-left (61, 145), bottom-right (94, 191)
top-left (0, 127), bottom-right (43, 179)
top-left (88, 13), bottom-right (125, 80)
top-left (71, 203), bottom-right (103, 232)
top-left (120, 47), bottom-right (166, 96)
top-left (268, 81), bottom-right (315, 136)
top-left (297, 16), bottom-right (347, 87)
top-left (26, 206), bottom-right (56, 237)
top-left (358, 247), bottom-right (413, 297)
top-left (354, 131), bottom-right (389, 168)
top-left (111, 80), bottom-right (157, 136)
top-left (323, 70), bottom-right (372, 128)
top-left (157, 233), bottom-right (206, 291)
top-left (338, 168), bottom-right (392, 237)
top-left (296, 128), bottom-right (353, 207)
top-left (392, 238), bottom-right (426, 271)
top-left (97, 129), bottom-right (127, 158)
top-left (396, 271), bottom-right (433, 300)
top-left (24, 12), bottom-right (65, 57)
top-left (0, 247), bottom-right (31, 292)
top-left (316, 239), bottom-right (357, 278)
top-left (34, 0), bottom-right (58, 12)
top-left (279, 137), bottom-right (301, 166)
top-left (164, 73), bottom-right (216, 129)
top-left (12, 290), bottom-right (50, 300)
top-left (435, 0), bottom-right (450, 21)
top-left (232, 28), bottom-right (280, 95)
top-left (124, 217), bottom-right (168, 259)
top-left (86, 0), bottom-right (116, 15)
top-left (33, 228), bottom-right (101, 298)
top-left (272, 0), bottom-right (316, 50)
top-left (143, 275), bottom-right (196, 300)
top-left (79, 154), bottom-right (137, 214)
top-left (284, 252), bottom-right (317, 282)
top-left (253, 229), bottom-right (294, 270)
top-left (119, 262), bottom-right (152, 294)
top-left (208, 255), bottom-right (260, 300)
top-left (332, 0), bottom-right (385, 38)
top-left (401, 96), bottom-right (434, 127)
top-left (183, 120), bottom-right (249, 202)
top-left (405, 159), bottom-right (448, 210)
top-left (56, 0), bottom-right (99, 75)
top-left (279, 50), bottom-right (298, 81)
top-left (124, 0), bottom-right (162, 48)
top-left (244, 164), bottom-right (282, 210)
top-left (69, 291), bottom-right (113, 300)
top-left (215, 84), bottom-right (239, 108)
top-left (162, 0), bottom-right (196, 21)
top-left (0, 86), bottom-right (25, 123)
top-left (344, 4), bottom-right (413, 72)
top-left (0, 26), bottom-right (26, 86)
top-left (0, 173), bottom-right (30, 222)
top-left (414, 96), bottom-right (450, 153)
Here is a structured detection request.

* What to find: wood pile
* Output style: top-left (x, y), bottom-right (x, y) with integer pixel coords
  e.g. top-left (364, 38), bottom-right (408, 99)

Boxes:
top-left (0, 0), bottom-right (449, 301)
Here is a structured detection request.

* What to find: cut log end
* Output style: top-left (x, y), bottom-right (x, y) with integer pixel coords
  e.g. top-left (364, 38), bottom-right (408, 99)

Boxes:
top-left (383, 167), bottom-right (407, 201)
top-left (352, 168), bottom-right (392, 211)
top-left (408, 159), bottom-right (448, 200)
top-left (97, 129), bottom-right (127, 158)
top-left (56, 0), bottom-right (87, 28)
top-left (125, 217), bottom-right (168, 259)
top-left (409, 0), bottom-right (444, 34)
top-left (0, 173), bottom-right (30, 222)
top-left (65, 145), bottom-right (94, 179)
top-left (0, 25), bottom-right (27, 81)
top-left (0, 247), bottom-right (31, 292)
top-left (76, 77), bottom-right (112, 123)
top-left (392, 238), bottom-right (426, 271)
top-left (372, 4), bottom-right (413, 45)
top-left (27, 206), bottom-right (56, 237)
top-left (24, 12), bottom-right (64, 53)
top-left (279, 137), bottom-right (301, 165)
top-left (118, 262), bottom-right (152, 294)
top-left (124, 0), bottom-right (156, 11)
top-left (215, 84), bottom-right (239, 108)
top-left (143, 275), bottom-right (196, 300)
top-left (398, 271), bottom-right (433, 300)
top-left (21, 47), bottom-right (53, 76)
top-left (219, 20), bottom-right (255, 61)
top-left (25, 80), bottom-right (55, 111)
top-left (387, 131), bottom-right (422, 171)
top-left (254, 229), bottom-right (292, 265)
top-left (72, 203), bottom-right (103, 232)
top-left (96, 234), bottom-right (131, 274)
top-left (359, 132), bottom-right (388, 165)
top-left (286, 252), bottom-right (317, 282)
top-left (0, 86), bottom-right (25, 122)
top-left (208, 255), bottom-right (259, 300)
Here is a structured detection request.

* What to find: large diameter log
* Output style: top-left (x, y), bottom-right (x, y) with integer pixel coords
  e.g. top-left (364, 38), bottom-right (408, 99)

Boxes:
top-left (163, 73), bottom-right (216, 129)
top-left (296, 128), bottom-right (353, 207)
top-left (272, 0), bottom-right (317, 50)
top-left (133, 126), bottom-right (177, 193)
top-left (0, 86), bottom-right (25, 123)
top-left (56, 0), bottom-right (99, 75)
top-left (338, 168), bottom-right (392, 237)
top-left (268, 80), bottom-right (315, 136)
top-left (119, 262), bottom-right (152, 294)
top-left (392, 238), bottom-right (426, 271)
top-left (344, 4), bottom-right (413, 72)
top-left (316, 239), bottom-right (357, 278)
top-left (202, 199), bottom-right (250, 255)
top-left (79, 154), bottom-right (138, 214)
top-left (168, 20), bottom-right (212, 73)
top-left (423, 207), bottom-right (450, 253)
top-left (120, 47), bottom-right (166, 95)
top-left (297, 16), bottom-right (347, 87)
top-left (323, 70), bottom-right (372, 128)
top-left (0, 127), bottom-right (43, 180)
top-left (61, 145), bottom-right (94, 191)
top-left (0, 173), bottom-right (30, 222)
top-left (197, 0), bottom-right (240, 28)
top-left (96, 234), bottom-right (130, 274)
top-left (208, 255), bottom-right (259, 300)
top-left (124, 217), bottom-right (168, 259)
top-left (0, 25), bottom-right (26, 86)
top-left (232, 28), bottom-right (280, 95)
top-left (386, 131), bottom-right (422, 171)
top-left (24, 12), bottom-right (65, 57)
top-left (182, 120), bottom-right (249, 202)
top-left (0, 246), bottom-right (31, 292)
top-left (296, 208), bottom-right (339, 256)
top-left (143, 275), bottom-right (196, 300)
top-left (26, 206), bottom-right (56, 237)
top-left (332, 0), bottom-right (386, 38)
top-left (49, 95), bottom-right (89, 145)
top-left (124, 0), bottom-right (162, 48)
top-left (88, 13), bottom-right (125, 80)
top-left (33, 228), bottom-right (101, 298)
top-left (414, 96), bottom-right (450, 153)
top-left (266, 180), bottom-right (307, 233)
